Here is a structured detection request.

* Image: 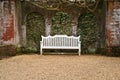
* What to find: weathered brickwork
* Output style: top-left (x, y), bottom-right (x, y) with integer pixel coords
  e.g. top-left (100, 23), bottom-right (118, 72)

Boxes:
top-left (107, 1), bottom-right (120, 47)
top-left (0, 0), bottom-right (119, 51)
top-left (0, 1), bottom-right (15, 45)
top-left (0, 2), bottom-right (4, 44)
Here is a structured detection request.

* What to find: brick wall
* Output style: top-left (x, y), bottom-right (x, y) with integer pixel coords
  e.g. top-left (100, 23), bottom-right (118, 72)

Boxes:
top-left (107, 1), bottom-right (120, 47)
top-left (0, 1), bottom-right (16, 45)
top-left (0, 1), bottom-right (120, 48)
top-left (0, 1), bottom-right (3, 44)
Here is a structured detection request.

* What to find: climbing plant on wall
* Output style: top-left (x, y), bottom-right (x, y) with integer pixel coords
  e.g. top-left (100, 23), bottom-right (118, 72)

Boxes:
top-left (52, 12), bottom-right (71, 35)
top-left (78, 12), bottom-right (98, 54)
top-left (26, 12), bottom-right (44, 52)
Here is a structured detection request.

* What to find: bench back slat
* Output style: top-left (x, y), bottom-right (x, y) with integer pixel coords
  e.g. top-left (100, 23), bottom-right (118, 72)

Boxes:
top-left (42, 35), bottom-right (80, 48)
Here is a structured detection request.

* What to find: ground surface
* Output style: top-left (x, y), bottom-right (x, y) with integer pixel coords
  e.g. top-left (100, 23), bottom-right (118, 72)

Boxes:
top-left (0, 54), bottom-right (120, 80)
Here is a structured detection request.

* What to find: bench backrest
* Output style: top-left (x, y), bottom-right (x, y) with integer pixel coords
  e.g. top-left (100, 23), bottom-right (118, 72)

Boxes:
top-left (41, 35), bottom-right (80, 47)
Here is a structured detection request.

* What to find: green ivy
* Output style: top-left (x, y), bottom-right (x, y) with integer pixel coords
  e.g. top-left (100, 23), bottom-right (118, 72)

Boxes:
top-left (52, 12), bottom-right (71, 35)
top-left (25, 12), bottom-right (97, 54)
top-left (26, 12), bottom-right (45, 52)
top-left (78, 12), bottom-right (98, 54)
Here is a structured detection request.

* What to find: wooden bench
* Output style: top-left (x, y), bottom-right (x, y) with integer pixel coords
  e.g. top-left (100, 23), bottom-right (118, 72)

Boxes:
top-left (40, 35), bottom-right (81, 56)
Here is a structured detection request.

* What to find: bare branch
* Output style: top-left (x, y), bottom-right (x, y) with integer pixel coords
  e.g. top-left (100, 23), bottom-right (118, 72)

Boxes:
top-left (25, 0), bottom-right (100, 12)
top-left (86, 0), bottom-right (100, 13)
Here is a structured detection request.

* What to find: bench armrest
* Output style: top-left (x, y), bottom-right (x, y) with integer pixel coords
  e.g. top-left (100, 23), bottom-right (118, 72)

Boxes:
top-left (40, 41), bottom-right (43, 46)
top-left (78, 41), bottom-right (80, 43)
top-left (40, 41), bottom-right (43, 43)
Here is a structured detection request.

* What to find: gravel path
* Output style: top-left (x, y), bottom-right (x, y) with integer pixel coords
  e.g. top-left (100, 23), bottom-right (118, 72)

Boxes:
top-left (0, 54), bottom-right (120, 80)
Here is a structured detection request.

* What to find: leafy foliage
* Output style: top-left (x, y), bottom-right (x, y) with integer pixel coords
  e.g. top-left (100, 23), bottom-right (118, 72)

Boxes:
top-left (26, 12), bottom-right (98, 54)
top-left (26, 12), bottom-right (44, 51)
top-left (52, 12), bottom-right (71, 35)
top-left (78, 12), bottom-right (97, 53)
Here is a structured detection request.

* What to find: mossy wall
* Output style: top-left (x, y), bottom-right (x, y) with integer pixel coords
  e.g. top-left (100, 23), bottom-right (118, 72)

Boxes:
top-left (25, 11), bottom-right (98, 54)
top-left (26, 12), bottom-right (45, 52)
top-left (78, 12), bottom-right (98, 54)
top-left (0, 45), bottom-right (16, 59)
top-left (52, 12), bottom-right (71, 35)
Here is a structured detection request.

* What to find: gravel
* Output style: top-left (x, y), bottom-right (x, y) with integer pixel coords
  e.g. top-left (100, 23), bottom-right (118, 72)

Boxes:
top-left (0, 54), bottom-right (120, 80)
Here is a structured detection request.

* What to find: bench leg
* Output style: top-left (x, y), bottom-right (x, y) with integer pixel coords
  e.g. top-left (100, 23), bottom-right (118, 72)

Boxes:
top-left (78, 42), bottom-right (81, 56)
top-left (78, 49), bottom-right (81, 56)
top-left (40, 48), bottom-right (42, 55)
top-left (40, 41), bottom-right (43, 55)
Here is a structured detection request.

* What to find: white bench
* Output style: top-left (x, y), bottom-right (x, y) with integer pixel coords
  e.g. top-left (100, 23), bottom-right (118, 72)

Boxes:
top-left (40, 35), bottom-right (81, 56)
